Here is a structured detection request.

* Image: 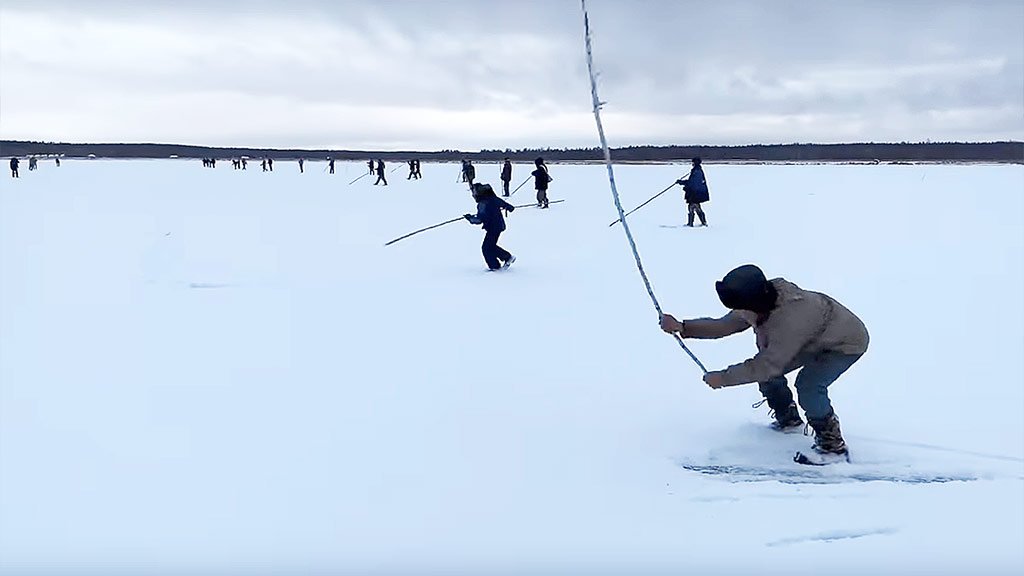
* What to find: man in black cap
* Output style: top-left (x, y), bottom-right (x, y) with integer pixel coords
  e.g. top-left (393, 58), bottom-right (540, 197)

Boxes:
top-left (659, 265), bottom-right (869, 464)
top-left (9, 157), bottom-right (19, 178)
top-left (676, 157), bottom-right (709, 226)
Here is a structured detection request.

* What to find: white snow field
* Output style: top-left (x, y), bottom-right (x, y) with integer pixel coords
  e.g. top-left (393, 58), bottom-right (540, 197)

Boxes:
top-left (1, 158), bottom-right (1022, 575)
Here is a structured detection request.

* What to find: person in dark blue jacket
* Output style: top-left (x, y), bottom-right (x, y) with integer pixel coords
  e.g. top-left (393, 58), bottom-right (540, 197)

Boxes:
top-left (676, 157), bottom-right (710, 226)
top-left (464, 182), bottom-right (516, 271)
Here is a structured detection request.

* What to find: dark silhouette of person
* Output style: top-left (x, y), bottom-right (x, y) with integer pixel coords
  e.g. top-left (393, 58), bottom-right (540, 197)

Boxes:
top-left (461, 159), bottom-right (476, 184)
top-left (328, 158), bottom-right (335, 174)
top-left (413, 159), bottom-right (422, 179)
top-left (374, 159), bottom-right (387, 185)
top-left (532, 157), bottom-right (552, 208)
top-left (261, 159), bottom-right (267, 171)
top-left (9, 157), bottom-right (19, 178)
top-left (298, 158), bottom-right (305, 173)
top-left (268, 158), bottom-right (273, 171)
top-left (55, 157), bottom-right (60, 167)
top-left (500, 158), bottom-right (513, 196)
top-left (368, 159), bottom-right (375, 174)
top-left (464, 182), bottom-right (516, 271)
top-left (408, 159), bottom-right (416, 180)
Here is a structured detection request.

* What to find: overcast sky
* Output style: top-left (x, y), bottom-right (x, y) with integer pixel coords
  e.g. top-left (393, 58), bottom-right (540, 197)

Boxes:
top-left (1, 0), bottom-right (1022, 150)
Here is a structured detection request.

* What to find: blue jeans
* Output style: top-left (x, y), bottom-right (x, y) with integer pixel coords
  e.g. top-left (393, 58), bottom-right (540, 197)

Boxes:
top-left (758, 352), bottom-right (862, 421)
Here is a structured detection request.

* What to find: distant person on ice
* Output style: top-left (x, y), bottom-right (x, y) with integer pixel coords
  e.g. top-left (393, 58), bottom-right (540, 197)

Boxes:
top-left (328, 157), bottom-right (335, 174)
top-left (374, 159), bottom-right (387, 185)
top-left (267, 158), bottom-right (273, 171)
top-left (677, 157), bottom-right (709, 227)
top-left (298, 158), bottom-right (304, 173)
top-left (532, 157), bottom-right (552, 208)
top-left (659, 264), bottom-right (869, 463)
top-left (461, 159), bottom-right (476, 184)
top-left (412, 159), bottom-right (422, 179)
top-left (500, 157), bottom-right (513, 196)
top-left (368, 159), bottom-right (375, 174)
top-left (407, 159), bottom-right (416, 180)
top-left (464, 182), bottom-right (516, 271)
top-left (9, 157), bottom-right (19, 178)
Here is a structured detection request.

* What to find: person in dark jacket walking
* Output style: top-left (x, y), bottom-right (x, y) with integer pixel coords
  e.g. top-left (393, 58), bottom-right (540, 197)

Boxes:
top-left (374, 159), bottom-right (387, 185)
top-left (9, 157), bottom-right (19, 178)
top-left (407, 159), bottom-right (416, 180)
top-left (464, 182), bottom-right (516, 271)
top-left (298, 158), bottom-right (305, 173)
top-left (368, 159), bottom-right (375, 174)
top-left (659, 264), bottom-right (869, 464)
top-left (412, 159), bottom-right (422, 179)
top-left (328, 157), bottom-right (335, 174)
top-left (676, 157), bottom-right (709, 226)
top-left (500, 158), bottom-right (513, 196)
top-left (532, 157), bottom-right (552, 208)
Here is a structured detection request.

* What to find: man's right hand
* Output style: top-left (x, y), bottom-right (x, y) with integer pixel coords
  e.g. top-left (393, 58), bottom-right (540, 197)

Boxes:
top-left (660, 314), bottom-right (684, 334)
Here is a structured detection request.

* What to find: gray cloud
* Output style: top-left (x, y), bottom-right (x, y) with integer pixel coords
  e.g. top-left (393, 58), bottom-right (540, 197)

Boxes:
top-left (1, 0), bottom-right (1021, 149)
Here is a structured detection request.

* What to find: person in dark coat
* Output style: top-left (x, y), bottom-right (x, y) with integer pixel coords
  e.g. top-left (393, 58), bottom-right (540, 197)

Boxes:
top-left (374, 159), bottom-right (387, 185)
top-left (461, 159), bottom-right (476, 184)
top-left (298, 158), bottom-right (304, 173)
top-left (9, 157), bottom-right (19, 178)
top-left (676, 157), bottom-right (710, 226)
top-left (464, 182), bottom-right (516, 271)
top-left (368, 159), bottom-right (375, 174)
top-left (532, 157), bottom-right (551, 208)
top-left (267, 158), bottom-right (273, 171)
top-left (500, 158), bottom-right (513, 196)
top-left (407, 159), bottom-right (416, 180)
top-left (413, 159), bottom-right (422, 179)
top-left (328, 157), bottom-right (335, 174)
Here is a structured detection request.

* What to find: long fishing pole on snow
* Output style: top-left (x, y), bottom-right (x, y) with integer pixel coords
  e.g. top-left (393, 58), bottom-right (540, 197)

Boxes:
top-left (384, 200), bottom-right (566, 246)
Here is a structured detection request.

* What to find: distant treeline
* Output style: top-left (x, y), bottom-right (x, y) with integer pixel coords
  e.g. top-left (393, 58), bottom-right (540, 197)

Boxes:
top-left (2, 140), bottom-right (1021, 163)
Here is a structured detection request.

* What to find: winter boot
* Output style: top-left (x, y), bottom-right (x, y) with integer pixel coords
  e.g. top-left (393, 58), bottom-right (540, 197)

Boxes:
top-left (698, 211), bottom-right (707, 226)
top-left (686, 213), bottom-right (695, 227)
top-left (768, 402), bottom-right (804, 432)
top-left (808, 411), bottom-right (848, 456)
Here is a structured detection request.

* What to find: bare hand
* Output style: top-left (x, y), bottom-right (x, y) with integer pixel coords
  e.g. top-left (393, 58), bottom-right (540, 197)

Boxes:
top-left (660, 313), bottom-right (683, 334)
top-left (703, 372), bottom-right (726, 389)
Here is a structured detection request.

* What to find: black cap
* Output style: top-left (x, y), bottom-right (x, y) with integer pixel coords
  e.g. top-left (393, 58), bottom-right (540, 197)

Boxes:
top-left (715, 264), bottom-right (777, 313)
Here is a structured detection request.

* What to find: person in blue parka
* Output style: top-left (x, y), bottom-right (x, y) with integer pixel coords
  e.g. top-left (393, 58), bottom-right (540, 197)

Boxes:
top-left (677, 157), bottom-right (710, 226)
top-left (464, 182), bottom-right (516, 271)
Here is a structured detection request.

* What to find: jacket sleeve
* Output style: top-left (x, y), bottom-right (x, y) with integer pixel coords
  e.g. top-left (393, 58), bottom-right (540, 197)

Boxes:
top-left (681, 311), bottom-right (750, 339)
top-left (718, 301), bottom-right (823, 386)
top-left (466, 201), bottom-right (485, 225)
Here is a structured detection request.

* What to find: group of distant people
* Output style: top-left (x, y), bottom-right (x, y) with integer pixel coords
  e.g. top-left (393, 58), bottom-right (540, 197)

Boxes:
top-left (8, 156), bottom-right (59, 177)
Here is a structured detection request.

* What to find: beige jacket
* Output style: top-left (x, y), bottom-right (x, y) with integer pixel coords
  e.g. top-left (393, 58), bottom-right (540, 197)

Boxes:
top-left (681, 279), bottom-right (869, 387)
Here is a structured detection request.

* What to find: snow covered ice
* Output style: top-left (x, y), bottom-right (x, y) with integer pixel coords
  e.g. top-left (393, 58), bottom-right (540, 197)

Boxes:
top-left (1, 159), bottom-right (1022, 575)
